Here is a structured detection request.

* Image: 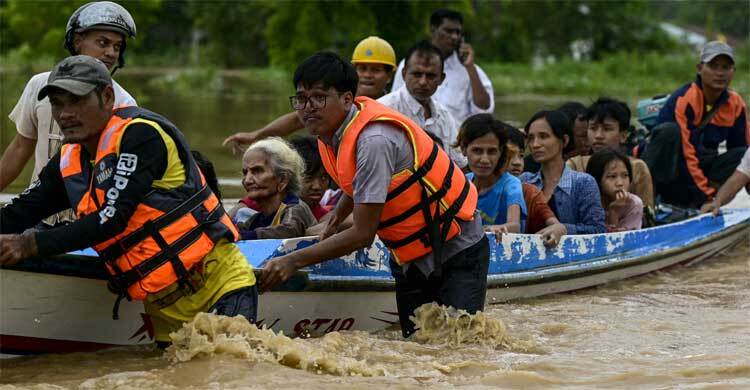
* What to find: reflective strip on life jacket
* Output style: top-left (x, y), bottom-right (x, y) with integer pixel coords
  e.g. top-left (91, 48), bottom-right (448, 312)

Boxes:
top-left (60, 107), bottom-right (237, 301)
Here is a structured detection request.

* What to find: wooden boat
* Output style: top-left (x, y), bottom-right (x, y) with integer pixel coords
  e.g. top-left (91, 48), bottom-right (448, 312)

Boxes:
top-left (1, 209), bottom-right (749, 356)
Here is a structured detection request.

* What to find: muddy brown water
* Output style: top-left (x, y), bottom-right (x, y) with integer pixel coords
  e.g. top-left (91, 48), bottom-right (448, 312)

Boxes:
top-left (1, 241), bottom-right (748, 389)
top-left (1, 69), bottom-right (749, 389)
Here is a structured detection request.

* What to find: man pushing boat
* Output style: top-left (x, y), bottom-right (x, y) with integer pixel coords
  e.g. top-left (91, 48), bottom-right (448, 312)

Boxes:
top-left (260, 52), bottom-right (490, 338)
top-left (0, 55), bottom-right (257, 346)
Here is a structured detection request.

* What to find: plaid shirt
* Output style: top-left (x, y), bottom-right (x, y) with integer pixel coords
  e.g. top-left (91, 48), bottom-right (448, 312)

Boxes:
top-left (520, 166), bottom-right (606, 234)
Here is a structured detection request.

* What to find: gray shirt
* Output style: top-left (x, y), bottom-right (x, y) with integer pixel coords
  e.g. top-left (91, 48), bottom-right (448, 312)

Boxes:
top-left (327, 105), bottom-right (484, 277)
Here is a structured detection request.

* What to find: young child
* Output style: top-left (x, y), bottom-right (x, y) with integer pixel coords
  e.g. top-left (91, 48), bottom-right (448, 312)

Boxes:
top-left (456, 114), bottom-right (526, 240)
top-left (289, 136), bottom-right (334, 221)
top-left (586, 148), bottom-right (643, 232)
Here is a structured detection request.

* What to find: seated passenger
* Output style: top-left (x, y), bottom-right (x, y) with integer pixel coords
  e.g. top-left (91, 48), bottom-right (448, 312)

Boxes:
top-left (567, 97), bottom-right (655, 208)
top-left (640, 41), bottom-right (749, 209)
top-left (289, 136), bottom-right (334, 221)
top-left (524, 101), bottom-right (588, 174)
top-left (520, 110), bottom-right (606, 234)
top-left (230, 137), bottom-right (316, 240)
top-left (456, 114), bottom-right (526, 239)
top-left (558, 101), bottom-right (589, 159)
top-left (701, 147), bottom-right (750, 215)
top-left (587, 148), bottom-right (643, 232)
top-left (506, 126), bottom-right (567, 246)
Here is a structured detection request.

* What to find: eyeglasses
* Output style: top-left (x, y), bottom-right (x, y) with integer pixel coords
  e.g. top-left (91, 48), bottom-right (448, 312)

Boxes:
top-left (289, 93), bottom-right (333, 111)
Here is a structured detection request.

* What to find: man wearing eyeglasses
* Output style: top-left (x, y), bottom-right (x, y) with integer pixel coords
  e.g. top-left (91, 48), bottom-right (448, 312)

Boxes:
top-left (261, 52), bottom-right (489, 339)
top-left (391, 9), bottom-right (494, 123)
top-left (640, 41), bottom-right (750, 209)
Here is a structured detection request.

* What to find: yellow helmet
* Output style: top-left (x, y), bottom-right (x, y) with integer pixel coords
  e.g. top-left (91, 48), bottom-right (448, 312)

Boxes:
top-left (351, 36), bottom-right (396, 68)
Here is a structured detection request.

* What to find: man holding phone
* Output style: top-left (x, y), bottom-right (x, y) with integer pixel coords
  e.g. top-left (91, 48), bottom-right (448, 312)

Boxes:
top-left (392, 9), bottom-right (494, 123)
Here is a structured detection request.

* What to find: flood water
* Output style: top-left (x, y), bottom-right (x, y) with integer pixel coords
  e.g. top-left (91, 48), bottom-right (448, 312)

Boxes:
top-left (1, 242), bottom-right (748, 389)
top-left (1, 69), bottom-right (749, 389)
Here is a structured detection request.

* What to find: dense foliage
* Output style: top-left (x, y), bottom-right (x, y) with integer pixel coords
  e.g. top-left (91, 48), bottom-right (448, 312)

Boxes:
top-left (2, 0), bottom-right (746, 68)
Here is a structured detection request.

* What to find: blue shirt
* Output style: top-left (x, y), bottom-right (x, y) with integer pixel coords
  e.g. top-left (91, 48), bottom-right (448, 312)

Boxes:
top-left (467, 171), bottom-right (527, 231)
top-left (520, 166), bottom-right (606, 234)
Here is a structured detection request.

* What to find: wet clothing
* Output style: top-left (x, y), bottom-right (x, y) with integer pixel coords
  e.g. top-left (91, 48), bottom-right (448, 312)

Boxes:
top-left (567, 154), bottom-right (655, 208)
top-left (467, 171), bottom-right (527, 231)
top-left (392, 51), bottom-right (495, 123)
top-left (1, 108), bottom-right (255, 342)
top-left (378, 86), bottom-right (466, 168)
top-left (522, 183), bottom-right (556, 234)
top-left (234, 193), bottom-right (317, 240)
top-left (642, 76), bottom-right (749, 207)
top-left (391, 235), bottom-right (489, 338)
top-left (145, 240), bottom-right (256, 342)
top-left (9, 72), bottom-right (136, 226)
top-left (520, 167), bottom-right (606, 234)
top-left (321, 102), bottom-right (483, 275)
top-left (320, 100), bottom-right (488, 339)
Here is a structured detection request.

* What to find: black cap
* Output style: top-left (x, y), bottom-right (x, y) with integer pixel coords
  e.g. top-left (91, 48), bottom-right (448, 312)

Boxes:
top-left (38, 55), bottom-right (112, 101)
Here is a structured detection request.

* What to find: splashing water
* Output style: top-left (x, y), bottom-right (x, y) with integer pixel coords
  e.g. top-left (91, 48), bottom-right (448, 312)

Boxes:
top-left (166, 312), bottom-right (385, 377)
top-left (410, 302), bottom-right (538, 353)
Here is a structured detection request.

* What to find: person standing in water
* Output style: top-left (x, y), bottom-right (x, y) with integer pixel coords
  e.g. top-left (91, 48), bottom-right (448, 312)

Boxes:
top-left (260, 52), bottom-right (488, 338)
top-left (0, 56), bottom-right (257, 346)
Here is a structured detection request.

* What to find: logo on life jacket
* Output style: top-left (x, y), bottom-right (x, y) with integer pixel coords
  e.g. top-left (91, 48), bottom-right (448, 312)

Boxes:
top-left (99, 153), bottom-right (138, 224)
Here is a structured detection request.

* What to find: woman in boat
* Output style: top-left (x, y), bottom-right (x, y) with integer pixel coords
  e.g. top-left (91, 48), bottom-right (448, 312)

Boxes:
top-left (289, 136), bottom-right (334, 221)
top-left (586, 148), bottom-right (643, 232)
top-left (506, 125), bottom-right (568, 245)
top-left (456, 114), bottom-right (526, 239)
top-left (520, 110), bottom-right (606, 234)
top-left (229, 137), bottom-right (317, 240)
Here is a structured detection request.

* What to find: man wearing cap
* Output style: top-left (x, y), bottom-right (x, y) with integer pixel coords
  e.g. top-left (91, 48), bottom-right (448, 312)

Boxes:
top-left (0, 56), bottom-right (257, 346)
top-left (391, 9), bottom-right (494, 123)
top-left (0, 1), bottom-right (138, 229)
top-left (641, 41), bottom-right (749, 208)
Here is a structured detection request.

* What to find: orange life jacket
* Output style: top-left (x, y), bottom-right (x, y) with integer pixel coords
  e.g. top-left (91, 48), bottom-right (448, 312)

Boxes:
top-left (59, 106), bottom-right (238, 302)
top-left (318, 97), bottom-right (477, 264)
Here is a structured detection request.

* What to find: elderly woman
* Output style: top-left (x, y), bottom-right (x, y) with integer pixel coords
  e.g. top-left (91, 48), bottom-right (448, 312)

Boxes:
top-left (229, 137), bottom-right (316, 240)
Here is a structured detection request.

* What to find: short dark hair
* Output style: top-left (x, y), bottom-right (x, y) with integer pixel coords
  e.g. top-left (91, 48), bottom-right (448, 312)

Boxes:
top-left (289, 135), bottom-right (323, 176)
top-left (586, 147), bottom-right (633, 194)
top-left (191, 150), bottom-right (222, 201)
top-left (456, 113), bottom-right (509, 172)
top-left (524, 109), bottom-right (576, 155)
top-left (583, 97), bottom-right (631, 132)
top-left (293, 51), bottom-right (358, 96)
top-left (557, 101), bottom-right (587, 128)
top-left (404, 40), bottom-right (444, 72)
top-left (430, 9), bottom-right (463, 28)
top-left (506, 126), bottom-right (526, 150)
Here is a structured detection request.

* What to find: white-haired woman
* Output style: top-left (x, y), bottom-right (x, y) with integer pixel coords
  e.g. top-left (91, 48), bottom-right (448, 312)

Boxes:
top-left (229, 137), bottom-right (316, 240)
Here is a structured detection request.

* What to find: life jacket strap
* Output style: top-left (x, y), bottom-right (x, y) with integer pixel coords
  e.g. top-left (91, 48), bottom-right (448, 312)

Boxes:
top-left (386, 143), bottom-right (440, 202)
top-left (105, 205), bottom-right (224, 298)
top-left (99, 185), bottom-right (212, 262)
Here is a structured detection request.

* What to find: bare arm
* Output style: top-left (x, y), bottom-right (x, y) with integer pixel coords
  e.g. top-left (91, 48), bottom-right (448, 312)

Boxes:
top-left (460, 44), bottom-right (491, 110)
top-left (0, 134), bottom-right (35, 191)
top-left (700, 170), bottom-right (750, 215)
top-left (222, 112), bottom-right (304, 154)
top-left (260, 202), bottom-right (383, 291)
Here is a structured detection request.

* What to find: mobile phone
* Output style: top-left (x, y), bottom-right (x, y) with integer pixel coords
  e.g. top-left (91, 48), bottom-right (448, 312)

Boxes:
top-left (458, 37), bottom-right (468, 63)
